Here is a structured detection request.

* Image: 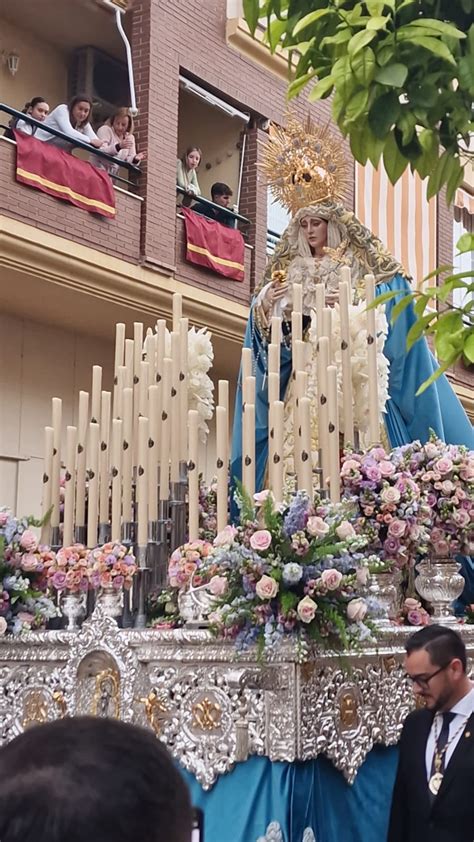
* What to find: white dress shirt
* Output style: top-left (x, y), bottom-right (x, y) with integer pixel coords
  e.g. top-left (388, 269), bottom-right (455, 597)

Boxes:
top-left (425, 686), bottom-right (474, 780)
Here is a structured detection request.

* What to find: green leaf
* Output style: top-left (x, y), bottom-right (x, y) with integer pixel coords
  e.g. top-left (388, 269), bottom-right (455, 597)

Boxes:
top-left (374, 62), bottom-right (408, 87)
top-left (406, 312), bottom-right (437, 350)
top-left (390, 291), bottom-right (414, 323)
top-left (456, 233), bottom-right (474, 254)
top-left (288, 69), bottom-right (318, 98)
top-left (366, 134), bottom-right (385, 167)
top-left (320, 29), bottom-right (352, 49)
top-left (408, 36), bottom-right (457, 66)
top-left (332, 55), bottom-right (355, 99)
top-left (464, 333), bottom-right (474, 364)
top-left (427, 151), bottom-right (451, 200)
top-left (349, 128), bottom-right (369, 164)
top-left (415, 355), bottom-right (456, 396)
top-left (351, 47), bottom-right (376, 86)
top-left (366, 0), bottom-right (386, 12)
top-left (348, 29), bottom-right (377, 58)
top-left (414, 294), bottom-right (429, 317)
top-left (383, 131), bottom-right (407, 183)
top-left (243, 0), bottom-right (260, 35)
top-left (366, 15), bottom-right (389, 30)
top-left (408, 19), bottom-right (466, 40)
top-left (368, 91), bottom-right (401, 138)
top-left (292, 8), bottom-right (335, 36)
top-left (268, 17), bottom-right (288, 51)
top-left (445, 158), bottom-right (464, 205)
top-left (344, 89), bottom-right (370, 122)
top-left (308, 75), bottom-right (335, 102)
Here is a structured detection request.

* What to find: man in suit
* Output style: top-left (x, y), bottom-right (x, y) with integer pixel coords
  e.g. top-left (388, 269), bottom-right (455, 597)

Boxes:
top-left (388, 624), bottom-right (474, 842)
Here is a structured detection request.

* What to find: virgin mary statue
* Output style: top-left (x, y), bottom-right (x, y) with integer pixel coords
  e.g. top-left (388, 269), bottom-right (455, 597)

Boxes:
top-left (231, 117), bottom-right (473, 498)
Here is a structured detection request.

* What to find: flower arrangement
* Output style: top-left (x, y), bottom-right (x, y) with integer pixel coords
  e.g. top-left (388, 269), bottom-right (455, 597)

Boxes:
top-left (168, 539), bottom-right (214, 589)
top-left (87, 542), bottom-right (137, 590)
top-left (390, 437), bottom-right (473, 558)
top-left (146, 587), bottom-right (183, 629)
top-left (0, 508), bottom-right (58, 634)
top-left (341, 444), bottom-right (431, 571)
top-left (198, 477), bottom-right (218, 541)
top-left (195, 491), bottom-right (377, 659)
top-left (394, 596), bottom-right (430, 627)
top-left (44, 545), bottom-right (91, 593)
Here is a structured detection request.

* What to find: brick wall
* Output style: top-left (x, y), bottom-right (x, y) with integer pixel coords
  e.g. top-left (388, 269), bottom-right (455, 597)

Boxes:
top-left (175, 214), bottom-right (251, 306)
top-left (131, 0), bottom-right (354, 288)
top-left (0, 140), bottom-right (141, 263)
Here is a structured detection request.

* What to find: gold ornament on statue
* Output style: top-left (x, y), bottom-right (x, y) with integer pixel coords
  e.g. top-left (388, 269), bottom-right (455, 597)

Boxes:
top-left (260, 115), bottom-right (349, 215)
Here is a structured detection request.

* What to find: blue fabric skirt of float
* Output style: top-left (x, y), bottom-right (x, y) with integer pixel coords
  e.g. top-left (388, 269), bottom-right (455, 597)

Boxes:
top-left (182, 747), bottom-right (399, 842)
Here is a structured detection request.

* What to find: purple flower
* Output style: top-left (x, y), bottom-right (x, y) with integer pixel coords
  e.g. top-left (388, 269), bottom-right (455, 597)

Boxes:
top-left (383, 537), bottom-right (401, 555)
top-left (51, 571), bottom-right (67, 590)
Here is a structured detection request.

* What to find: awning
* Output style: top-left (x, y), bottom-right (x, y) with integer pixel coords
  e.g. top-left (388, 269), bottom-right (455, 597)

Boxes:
top-left (179, 76), bottom-right (250, 123)
top-left (454, 188), bottom-right (474, 215)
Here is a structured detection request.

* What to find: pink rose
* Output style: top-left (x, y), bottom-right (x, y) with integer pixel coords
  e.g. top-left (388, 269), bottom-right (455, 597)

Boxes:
top-left (19, 530), bottom-right (38, 552)
top-left (433, 539), bottom-right (450, 556)
top-left (336, 521), bottom-right (356, 540)
top-left (453, 510), bottom-right (470, 528)
top-left (213, 525), bottom-right (238, 547)
top-left (435, 457), bottom-right (453, 475)
top-left (0, 617), bottom-right (7, 635)
top-left (321, 568), bottom-right (343, 590)
top-left (404, 597), bottom-right (421, 610)
top-left (253, 489), bottom-right (274, 507)
top-left (250, 530), bottom-right (272, 552)
top-left (381, 487), bottom-right (401, 505)
top-left (208, 575), bottom-right (228, 596)
top-left (341, 459), bottom-right (361, 477)
top-left (365, 465), bottom-right (382, 482)
top-left (20, 553), bottom-right (40, 572)
top-left (297, 595), bottom-right (318, 623)
top-left (379, 460), bottom-right (395, 477)
top-left (17, 611), bottom-right (34, 627)
top-left (407, 609), bottom-right (425, 626)
top-left (307, 517), bottom-right (329, 538)
top-left (424, 443), bottom-right (439, 459)
top-left (356, 565), bottom-right (370, 587)
top-left (347, 598), bottom-right (368, 622)
top-left (387, 519), bottom-right (406, 539)
top-left (255, 575), bottom-right (279, 600)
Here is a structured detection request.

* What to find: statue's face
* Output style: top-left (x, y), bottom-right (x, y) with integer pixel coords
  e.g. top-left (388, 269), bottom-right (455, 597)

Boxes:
top-left (300, 216), bottom-right (328, 255)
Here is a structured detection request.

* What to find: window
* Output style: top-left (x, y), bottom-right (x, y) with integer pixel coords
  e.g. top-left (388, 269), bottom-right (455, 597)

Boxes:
top-left (453, 206), bottom-right (473, 314)
top-left (267, 189), bottom-right (290, 254)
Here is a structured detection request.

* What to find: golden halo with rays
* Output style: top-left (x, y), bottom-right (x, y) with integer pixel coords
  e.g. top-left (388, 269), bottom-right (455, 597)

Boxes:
top-left (260, 114), bottom-right (349, 216)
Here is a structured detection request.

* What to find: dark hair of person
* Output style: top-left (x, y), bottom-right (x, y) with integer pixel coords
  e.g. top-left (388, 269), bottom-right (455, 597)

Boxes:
top-left (405, 624), bottom-right (467, 672)
top-left (68, 94), bottom-right (94, 128)
top-left (211, 182), bottom-right (233, 200)
top-left (0, 716), bottom-right (192, 842)
top-left (181, 145), bottom-right (202, 169)
top-left (7, 96), bottom-right (48, 132)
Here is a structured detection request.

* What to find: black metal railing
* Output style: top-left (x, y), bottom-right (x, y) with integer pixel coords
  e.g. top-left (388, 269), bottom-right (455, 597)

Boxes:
top-left (0, 103), bottom-right (142, 193)
top-left (176, 185), bottom-right (250, 226)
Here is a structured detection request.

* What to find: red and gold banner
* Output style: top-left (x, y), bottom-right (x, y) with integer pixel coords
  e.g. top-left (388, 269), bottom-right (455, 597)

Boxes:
top-left (182, 207), bottom-right (245, 282)
top-left (14, 130), bottom-right (116, 219)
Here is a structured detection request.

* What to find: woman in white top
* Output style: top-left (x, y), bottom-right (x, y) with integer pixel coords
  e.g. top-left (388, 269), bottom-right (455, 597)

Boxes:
top-left (36, 94), bottom-right (104, 151)
top-left (13, 97), bottom-right (50, 136)
top-left (176, 146), bottom-right (202, 196)
top-left (96, 107), bottom-right (146, 175)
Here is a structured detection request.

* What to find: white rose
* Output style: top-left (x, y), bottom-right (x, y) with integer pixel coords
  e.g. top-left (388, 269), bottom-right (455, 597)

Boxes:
top-left (0, 617), bottom-right (7, 636)
top-left (321, 569), bottom-right (343, 590)
top-left (336, 521), bottom-right (356, 540)
top-left (255, 575), bottom-right (279, 600)
top-left (213, 525), bottom-right (237, 547)
top-left (297, 596), bottom-right (318, 624)
top-left (307, 516), bottom-right (329, 538)
top-left (347, 598), bottom-right (368, 623)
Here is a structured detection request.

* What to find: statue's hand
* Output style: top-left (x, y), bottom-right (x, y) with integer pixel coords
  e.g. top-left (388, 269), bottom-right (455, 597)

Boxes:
top-left (266, 281), bottom-right (289, 306)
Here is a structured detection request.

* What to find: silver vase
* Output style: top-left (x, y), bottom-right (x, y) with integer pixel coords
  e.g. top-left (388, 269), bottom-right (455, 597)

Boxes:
top-left (61, 590), bottom-right (87, 631)
top-left (415, 557), bottom-right (464, 624)
top-left (367, 570), bottom-right (401, 625)
top-left (97, 585), bottom-right (123, 622)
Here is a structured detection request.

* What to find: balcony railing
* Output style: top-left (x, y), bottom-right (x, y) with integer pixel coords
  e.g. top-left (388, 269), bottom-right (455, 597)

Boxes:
top-left (0, 104), bottom-right (141, 193)
top-left (176, 185), bottom-right (250, 227)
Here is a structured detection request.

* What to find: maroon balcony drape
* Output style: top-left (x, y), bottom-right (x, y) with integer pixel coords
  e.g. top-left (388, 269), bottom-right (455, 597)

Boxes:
top-left (182, 207), bottom-right (245, 281)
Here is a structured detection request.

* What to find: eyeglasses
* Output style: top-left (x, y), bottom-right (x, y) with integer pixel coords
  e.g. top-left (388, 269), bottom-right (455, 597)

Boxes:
top-left (406, 663), bottom-right (449, 691)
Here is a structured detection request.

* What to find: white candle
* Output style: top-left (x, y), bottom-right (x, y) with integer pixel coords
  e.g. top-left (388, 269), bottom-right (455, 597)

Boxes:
top-left (40, 426), bottom-right (54, 545)
top-left (242, 402), bottom-right (256, 499)
top-left (122, 387), bottom-right (134, 523)
top-left (339, 279), bottom-right (355, 446)
top-left (272, 400), bottom-right (284, 505)
top-left (317, 337), bottom-right (330, 490)
top-left (159, 358), bottom-right (172, 501)
top-left (148, 384), bottom-right (159, 522)
top-left (268, 372), bottom-right (279, 406)
top-left (139, 360), bottom-right (150, 417)
top-left (365, 274), bottom-right (380, 444)
top-left (63, 425), bottom-right (77, 547)
top-left (218, 380), bottom-right (229, 416)
top-left (299, 396), bottom-right (313, 498)
top-left (137, 415), bottom-right (149, 548)
top-left (115, 365), bottom-right (126, 421)
top-left (322, 308), bottom-right (333, 362)
top-left (51, 397), bottom-right (62, 530)
top-left (340, 265), bottom-right (352, 291)
top-left (271, 315), bottom-right (282, 346)
top-left (91, 365), bottom-right (102, 425)
top-left (291, 311), bottom-right (302, 343)
top-left (86, 421), bottom-right (100, 548)
top-left (327, 365), bottom-right (341, 503)
top-left (170, 332), bottom-right (180, 483)
top-left (268, 343), bottom-right (280, 377)
top-left (241, 347), bottom-right (252, 383)
top-left (156, 320), bottom-right (166, 385)
top-left (124, 338), bottom-right (134, 389)
top-left (113, 323), bottom-right (125, 418)
top-left (75, 391), bottom-right (89, 529)
top-left (293, 339), bottom-right (306, 375)
top-left (179, 317), bottom-right (189, 463)
top-left (243, 375), bottom-right (256, 407)
top-left (294, 370), bottom-right (308, 483)
top-left (110, 418), bottom-right (122, 542)
top-left (293, 282), bottom-right (303, 313)
top-left (133, 323), bottom-right (143, 454)
top-left (172, 292), bottom-right (182, 332)
top-left (188, 409), bottom-right (200, 541)
top-left (315, 283), bottom-right (325, 331)
top-left (216, 405), bottom-right (228, 532)
top-left (99, 391), bottom-right (111, 525)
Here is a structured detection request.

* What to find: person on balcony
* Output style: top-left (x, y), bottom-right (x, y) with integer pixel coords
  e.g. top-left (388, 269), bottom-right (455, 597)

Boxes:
top-left (5, 97), bottom-right (50, 139)
top-left (176, 146), bottom-right (202, 196)
top-left (96, 107), bottom-right (146, 175)
top-left (35, 94), bottom-right (104, 151)
top-left (192, 182), bottom-right (235, 227)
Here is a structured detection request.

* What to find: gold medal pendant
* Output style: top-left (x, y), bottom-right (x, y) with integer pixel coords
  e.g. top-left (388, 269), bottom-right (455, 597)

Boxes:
top-left (429, 772), bottom-right (444, 795)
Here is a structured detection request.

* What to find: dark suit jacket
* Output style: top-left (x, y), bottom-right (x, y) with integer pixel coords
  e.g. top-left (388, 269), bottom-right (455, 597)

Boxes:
top-left (388, 709), bottom-right (474, 842)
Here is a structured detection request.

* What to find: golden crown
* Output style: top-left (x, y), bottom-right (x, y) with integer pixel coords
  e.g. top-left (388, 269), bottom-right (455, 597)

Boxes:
top-left (260, 115), bottom-right (349, 215)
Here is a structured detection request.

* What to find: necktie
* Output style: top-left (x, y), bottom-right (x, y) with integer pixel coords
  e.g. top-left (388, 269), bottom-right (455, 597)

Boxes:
top-left (429, 710), bottom-right (456, 800)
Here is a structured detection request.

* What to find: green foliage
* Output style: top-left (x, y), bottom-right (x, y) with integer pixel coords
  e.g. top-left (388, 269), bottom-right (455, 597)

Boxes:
top-left (243, 0), bottom-right (473, 195)
top-left (369, 234), bottom-right (474, 393)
